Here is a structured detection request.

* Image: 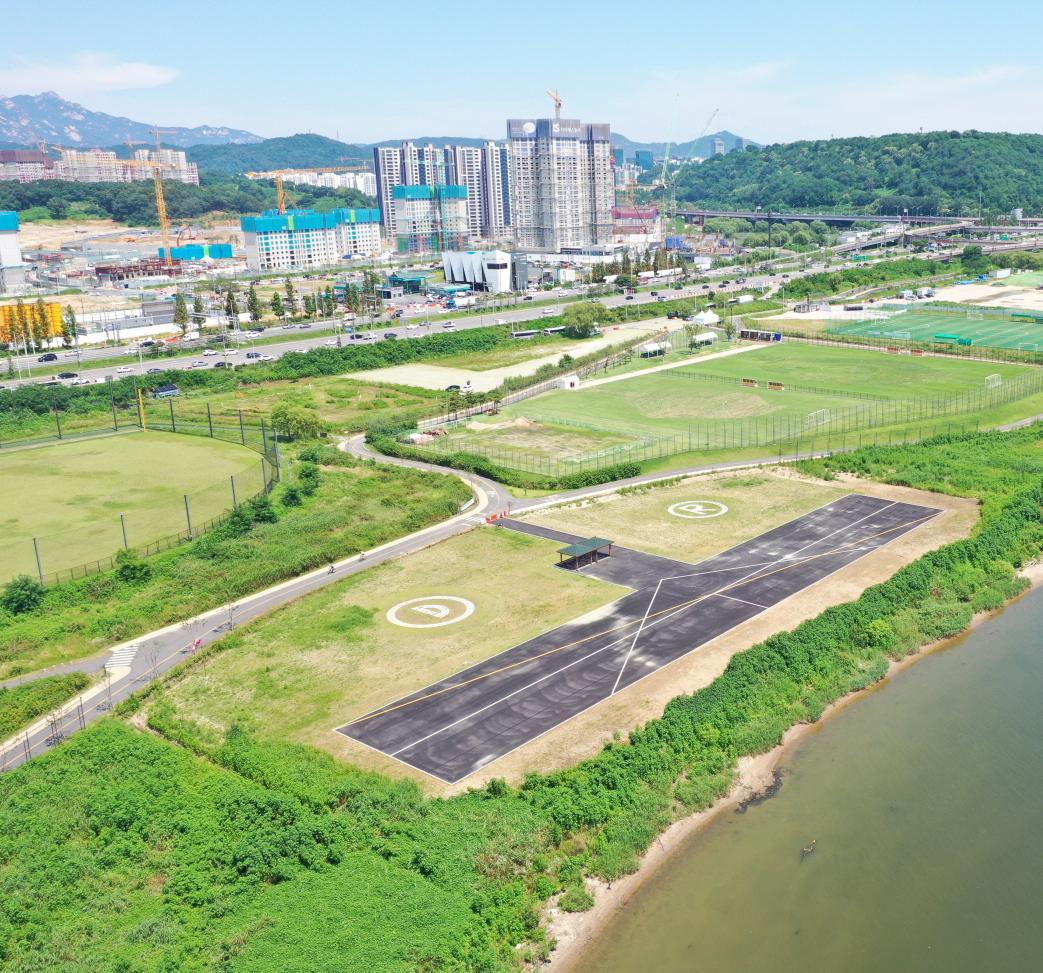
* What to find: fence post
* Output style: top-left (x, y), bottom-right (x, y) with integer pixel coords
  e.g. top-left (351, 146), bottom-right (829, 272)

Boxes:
top-left (273, 430), bottom-right (282, 481)
top-left (184, 495), bottom-right (194, 540)
top-left (206, 402), bottom-right (214, 438)
top-left (169, 398), bottom-right (176, 433)
top-left (231, 475), bottom-right (238, 508)
top-left (32, 537), bottom-right (44, 585)
top-left (261, 457), bottom-right (269, 494)
top-left (110, 387), bottom-right (119, 431)
top-left (239, 409), bottom-right (246, 445)
top-left (120, 514), bottom-right (129, 549)
top-left (51, 389), bottom-right (63, 440)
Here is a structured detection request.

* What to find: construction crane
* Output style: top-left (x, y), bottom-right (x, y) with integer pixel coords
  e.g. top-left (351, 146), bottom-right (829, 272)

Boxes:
top-left (546, 89), bottom-right (562, 120)
top-left (659, 107), bottom-right (720, 221)
top-left (274, 173), bottom-right (289, 215)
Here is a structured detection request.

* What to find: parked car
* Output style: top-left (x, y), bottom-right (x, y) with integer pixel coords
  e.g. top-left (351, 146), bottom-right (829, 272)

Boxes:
top-left (116, 365), bottom-right (134, 373)
top-left (38, 353), bottom-right (58, 362)
top-left (57, 372), bottom-right (77, 379)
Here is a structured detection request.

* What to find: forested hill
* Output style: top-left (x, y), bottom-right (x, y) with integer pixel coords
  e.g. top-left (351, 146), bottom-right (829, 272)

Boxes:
top-left (674, 130), bottom-right (1043, 218)
top-left (187, 134), bottom-right (372, 174)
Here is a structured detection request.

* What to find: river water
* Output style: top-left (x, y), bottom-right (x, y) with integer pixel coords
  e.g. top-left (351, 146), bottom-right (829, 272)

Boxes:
top-left (570, 586), bottom-right (1043, 973)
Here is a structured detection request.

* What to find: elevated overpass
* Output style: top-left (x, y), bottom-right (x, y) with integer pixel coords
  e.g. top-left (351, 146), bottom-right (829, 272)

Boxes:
top-left (676, 209), bottom-right (974, 227)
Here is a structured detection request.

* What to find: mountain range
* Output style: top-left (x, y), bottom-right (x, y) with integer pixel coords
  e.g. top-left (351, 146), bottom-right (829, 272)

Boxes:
top-left (0, 92), bottom-right (263, 148)
top-left (0, 93), bottom-right (760, 173)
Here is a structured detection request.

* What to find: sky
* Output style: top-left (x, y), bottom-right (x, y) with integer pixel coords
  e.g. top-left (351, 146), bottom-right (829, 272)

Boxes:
top-left (3, 0), bottom-right (1043, 146)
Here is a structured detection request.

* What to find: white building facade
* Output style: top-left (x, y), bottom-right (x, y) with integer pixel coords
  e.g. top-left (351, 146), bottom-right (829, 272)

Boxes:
top-left (441, 250), bottom-right (513, 293)
top-left (507, 117), bottom-right (614, 252)
top-left (0, 211), bottom-right (25, 293)
top-left (240, 208), bottom-right (382, 272)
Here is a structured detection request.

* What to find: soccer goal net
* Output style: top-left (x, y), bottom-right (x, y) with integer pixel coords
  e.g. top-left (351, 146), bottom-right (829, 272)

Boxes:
top-left (985, 373), bottom-right (1002, 389)
top-left (1018, 343), bottom-right (1038, 352)
top-left (966, 311), bottom-right (984, 320)
top-left (807, 409), bottom-right (830, 428)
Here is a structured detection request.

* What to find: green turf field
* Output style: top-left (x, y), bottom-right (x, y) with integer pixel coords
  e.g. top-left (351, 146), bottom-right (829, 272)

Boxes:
top-left (674, 342), bottom-right (1031, 395)
top-left (828, 309), bottom-right (1043, 351)
top-left (516, 343), bottom-right (1032, 439)
top-left (0, 431), bottom-right (263, 581)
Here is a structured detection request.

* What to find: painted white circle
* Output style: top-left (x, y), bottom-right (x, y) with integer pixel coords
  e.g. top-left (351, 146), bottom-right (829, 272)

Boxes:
top-left (387, 596), bottom-right (476, 628)
top-left (668, 500), bottom-right (729, 519)
top-left (522, 121), bottom-right (536, 134)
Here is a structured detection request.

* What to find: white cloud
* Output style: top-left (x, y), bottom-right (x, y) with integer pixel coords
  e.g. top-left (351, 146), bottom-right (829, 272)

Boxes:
top-left (0, 53), bottom-right (178, 95)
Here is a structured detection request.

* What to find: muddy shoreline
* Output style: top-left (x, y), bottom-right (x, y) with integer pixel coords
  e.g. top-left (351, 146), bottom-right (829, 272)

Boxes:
top-left (542, 560), bottom-right (1043, 971)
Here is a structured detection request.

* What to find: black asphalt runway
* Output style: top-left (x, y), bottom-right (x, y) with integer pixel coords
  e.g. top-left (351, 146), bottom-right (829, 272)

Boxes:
top-left (336, 493), bottom-right (941, 784)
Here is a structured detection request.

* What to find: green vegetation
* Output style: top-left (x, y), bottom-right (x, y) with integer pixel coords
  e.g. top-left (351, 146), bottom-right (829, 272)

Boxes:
top-left (4, 424), bottom-right (1043, 970)
top-left (675, 130), bottom-right (1043, 216)
top-left (0, 671), bottom-right (90, 737)
top-left (0, 173), bottom-right (373, 226)
top-left (778, 257), bottom-right (956, 300)
top-left (0, 456), bottom-right (470, 678)
top-left (186, 133), bottom-right (371, 175)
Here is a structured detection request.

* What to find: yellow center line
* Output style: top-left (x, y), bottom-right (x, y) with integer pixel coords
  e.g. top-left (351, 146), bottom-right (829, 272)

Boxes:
top-left (342, 513), bottom-right (935, 728)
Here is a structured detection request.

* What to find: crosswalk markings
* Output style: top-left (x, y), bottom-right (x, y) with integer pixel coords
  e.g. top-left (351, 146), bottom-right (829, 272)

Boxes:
top-left (106, 645), bottom-right (138, 669)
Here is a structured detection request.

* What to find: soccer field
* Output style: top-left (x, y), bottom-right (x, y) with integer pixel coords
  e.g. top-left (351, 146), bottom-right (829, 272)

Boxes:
top-left (0, 431), bottom-right (264, 581)
top-left (828, 310), bottom-right (1043, 351)
top-left (518, 342), bottom-right (1031, 438)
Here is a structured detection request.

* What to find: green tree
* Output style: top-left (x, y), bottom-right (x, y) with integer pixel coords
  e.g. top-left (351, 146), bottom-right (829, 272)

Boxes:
top-left (284, 280), bottom-right (296, 314)
top-left (46, 196), bottom-right (69, 220)
top-left (61, 305), bottom-right (77, 347)
top-left (303, 294), bottom-right (316, 317)
top-left (224, 289), bottom-right (239, 325)
top-left (193, 295), bottom-right (205, 321)
top-left (269, 401), bottom-right (324, 440)
top-left (247, 285), bottom-right (263, 322)
top-left (1, 574), bottom-right (45, 615)
top-left (173, 292), bottom-right (189, 336)
top-left (32, 298), bottom-right (48, 349)
top-left (114, 548), bottom-right (151, 585)
top-left (270, 292), bottom-right (285, 318)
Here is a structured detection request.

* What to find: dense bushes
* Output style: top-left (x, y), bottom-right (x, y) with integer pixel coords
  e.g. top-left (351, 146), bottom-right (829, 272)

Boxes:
top-left (0, 671), bottom-right (89, 737)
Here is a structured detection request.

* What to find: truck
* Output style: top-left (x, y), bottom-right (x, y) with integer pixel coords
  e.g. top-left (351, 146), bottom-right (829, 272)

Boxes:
top-left (446, 296), bottom-right (476, 309)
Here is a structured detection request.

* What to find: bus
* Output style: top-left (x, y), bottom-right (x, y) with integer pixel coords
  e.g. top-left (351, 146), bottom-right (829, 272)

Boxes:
top-left (510, 329), bottom-right (540, 339)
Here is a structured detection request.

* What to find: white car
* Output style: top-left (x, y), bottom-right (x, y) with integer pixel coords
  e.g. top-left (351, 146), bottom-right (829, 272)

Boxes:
top-left (405, 323), bottom-right (420, 330)
top-left (70, 378), bottom-right (92, 386)
top-left (324, 338), bottom-right (337, 346)
top-left (123, 349), bottom-right (137, 356)
top-left (116, 365), bottom-right (134, 373)
top-left (203, 349), bottom-right (218, 356)
top-left (260, 355), bottom-right (276, 362)
top-left (225, 347), bottom-right (239, 354)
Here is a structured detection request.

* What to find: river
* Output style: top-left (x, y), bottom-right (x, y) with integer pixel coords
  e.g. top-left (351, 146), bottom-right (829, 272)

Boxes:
top-left (569, 586), bottom-right (1043, 973)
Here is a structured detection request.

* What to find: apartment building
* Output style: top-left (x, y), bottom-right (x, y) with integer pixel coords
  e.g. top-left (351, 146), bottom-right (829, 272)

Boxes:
top-left (506, 117), bottom-right (613, 252)
top-left (391, 185), bottom-right (469, 254)
top-left (246, 170), bottom-right (377, 196)
top-left (240, 208), bottom-right (381, 271)
top-left (0, 211), bottom-right (25, 293)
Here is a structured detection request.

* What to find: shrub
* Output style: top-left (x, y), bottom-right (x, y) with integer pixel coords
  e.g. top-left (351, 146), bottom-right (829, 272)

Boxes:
top-left (281, 484), bottom-right (303, 507)
top-left (1, 574), bottom-right (44, 614)
top-left (559, 884), bottom-right (595, 912)
top-left (114, 548), bottom-right (151, 585)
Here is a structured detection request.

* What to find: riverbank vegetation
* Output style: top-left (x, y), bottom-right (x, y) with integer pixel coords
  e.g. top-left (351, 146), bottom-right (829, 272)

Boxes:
top-left (4, 425), bottom-right (1043, 970)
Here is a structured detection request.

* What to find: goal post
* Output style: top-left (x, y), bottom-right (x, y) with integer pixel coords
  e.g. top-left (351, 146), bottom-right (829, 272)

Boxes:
top-left (984, 373), bottom-right (1002, 389)
top-left (1018, 343), bottom-right (1038, 352)
top-left (966, 310), bottom-right (984, 320)
top-left (807, 409), bottom-right (830, 427)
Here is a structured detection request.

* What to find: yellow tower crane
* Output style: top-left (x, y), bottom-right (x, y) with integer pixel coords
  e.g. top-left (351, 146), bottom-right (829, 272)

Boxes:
top-left (545, 89), bottom-right (562, 120)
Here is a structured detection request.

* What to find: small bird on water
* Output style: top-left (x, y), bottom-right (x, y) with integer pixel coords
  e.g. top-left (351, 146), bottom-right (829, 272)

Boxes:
top-left (802, 839), bottom-right (817, 858)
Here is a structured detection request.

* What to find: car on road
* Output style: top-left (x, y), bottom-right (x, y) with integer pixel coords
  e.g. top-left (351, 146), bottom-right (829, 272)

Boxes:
top-left (260, 355), bottom-right (275, 362)
top-left (298, 323), bottom-right (312, 329)
top-left (70, 377), bottom-right (93, 385)
top-left (442, 322), bottom-right (456, 331)
top-left (203, 349), bottom-right (219, 356)
top-left (225, 347), bottom-right (239, 354)
top-left (281, 323), bottom-right (296, 329)
top-left (324, 339), bottom-right (337, 345)
top-left (589, 298), bottom-right (601, 303)
top-left (781, 273), bottom-right (790, 278)
top-left (146, 368), bottom-right (163, 374)
top-left (246, 351), bottom-right (261, 358)
top-left (64, 350), bottom-right (79, 357)
top-left (213, 361), bottom-right (230, 368)
top-left (191, 361), bottom-right (208, 368)
top-left (116, 365), bottom-right (134, 373)
top-left (38, 353), bottom-right (58, 362)
top-left (625, 294), bottom-right (635, 300)
top-left (444, 384), bottom-right (461, 391)
top-left (57, 372), bottom-right (77, 379)
top-left (405, 323), bottom-right (420, 330)
top-left (522, 295), bottom-right (533, 301)
top-left (123, 349), bottom-right (137, 356)
top-left (383, 332), bottom-right (398, 339)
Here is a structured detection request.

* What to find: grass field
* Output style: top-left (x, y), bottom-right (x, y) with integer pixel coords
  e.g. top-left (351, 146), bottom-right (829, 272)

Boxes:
top-left (527, 469), bottom-right (850, 561)
top-left (0, 431), bottom-right (262, 580)
top-left (159, 528), bottom-right (625, 774)
top-left (829, 309), bottom-right (1043, 351)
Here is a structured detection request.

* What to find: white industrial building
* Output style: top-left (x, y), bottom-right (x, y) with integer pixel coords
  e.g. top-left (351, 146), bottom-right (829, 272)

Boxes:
top-left (507, 115), bottom-right (614, 252)
top-left (441, 250), bottom-right (513, 293)
top-left (0, 211), bottom-right (26, 293)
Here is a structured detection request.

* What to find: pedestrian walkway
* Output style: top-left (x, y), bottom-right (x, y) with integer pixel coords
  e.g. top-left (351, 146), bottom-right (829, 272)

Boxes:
top-left (105, 645), bottom-right (138, 669)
